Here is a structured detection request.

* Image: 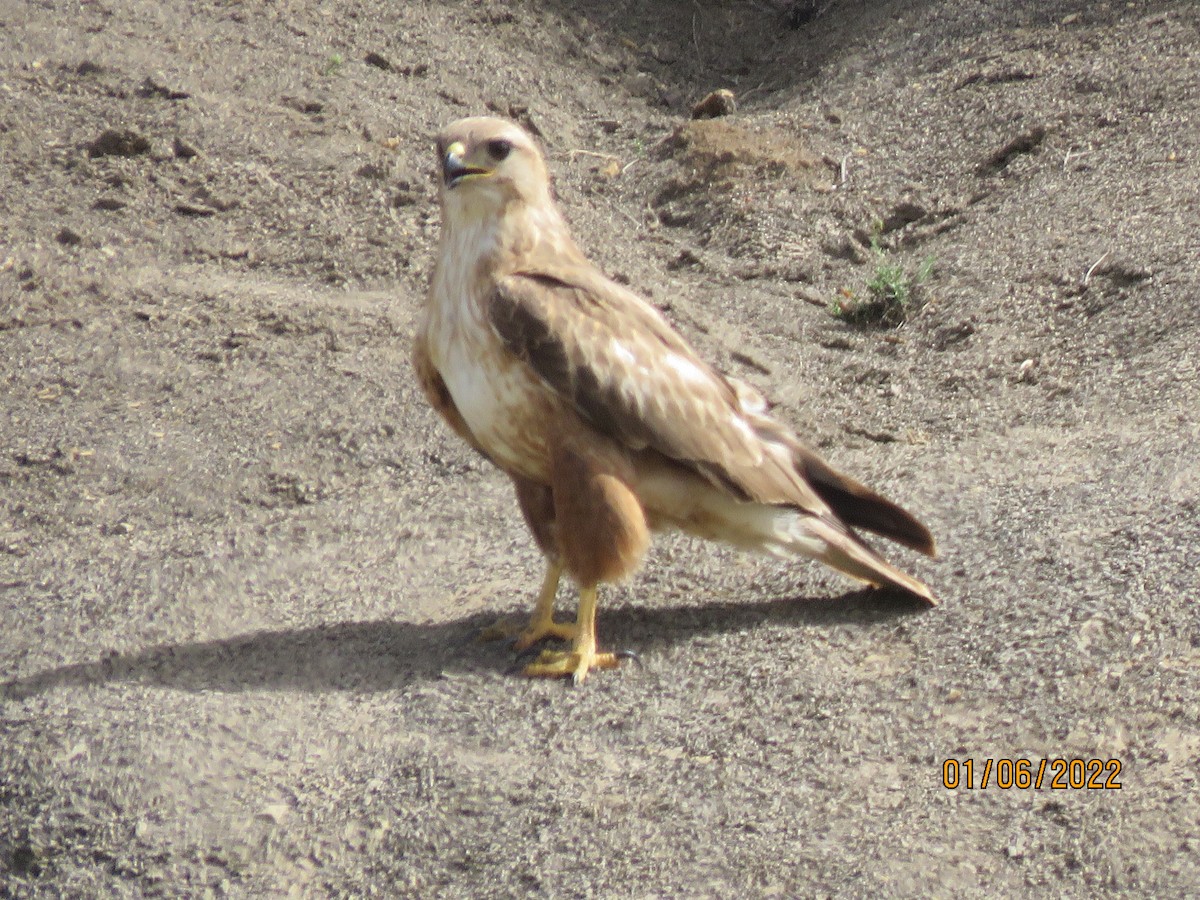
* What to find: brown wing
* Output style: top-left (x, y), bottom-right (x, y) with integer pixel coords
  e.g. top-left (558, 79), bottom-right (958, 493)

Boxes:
top-left (487, 264), bottom-right (827, 512)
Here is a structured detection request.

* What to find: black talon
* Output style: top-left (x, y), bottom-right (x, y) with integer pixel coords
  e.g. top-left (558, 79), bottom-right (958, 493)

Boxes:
top-left (615, 649), bottom-right (642, 666)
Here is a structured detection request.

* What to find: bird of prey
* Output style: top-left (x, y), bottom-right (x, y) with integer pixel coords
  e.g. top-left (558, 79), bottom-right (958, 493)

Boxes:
top-left (415, 116), bottom-right (936, 683)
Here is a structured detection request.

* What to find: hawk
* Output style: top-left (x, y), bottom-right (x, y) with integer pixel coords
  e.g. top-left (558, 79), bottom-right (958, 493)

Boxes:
top-left (415, 116), bottom-right (936, 683)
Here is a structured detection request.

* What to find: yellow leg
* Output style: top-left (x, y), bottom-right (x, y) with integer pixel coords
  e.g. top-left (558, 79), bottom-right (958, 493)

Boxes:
top-left (511, 560), bottom-right (575, 650)
top-left (522, 585), bottom-right (622, 685)
top-left (478, 560), bottom-right (573, 647)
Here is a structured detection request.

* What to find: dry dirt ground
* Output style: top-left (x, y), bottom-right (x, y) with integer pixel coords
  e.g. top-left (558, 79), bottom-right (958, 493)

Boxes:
top-left (2, 0), bottom-right (1199, 896)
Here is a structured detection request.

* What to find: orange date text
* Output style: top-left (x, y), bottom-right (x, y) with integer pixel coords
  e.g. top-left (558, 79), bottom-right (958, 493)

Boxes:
top-left (941, 758), bottom-right (1122, 790)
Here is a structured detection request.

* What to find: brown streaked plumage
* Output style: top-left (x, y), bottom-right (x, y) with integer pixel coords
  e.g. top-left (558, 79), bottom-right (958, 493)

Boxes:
top-left (415, 116), bottom-right (936, 683)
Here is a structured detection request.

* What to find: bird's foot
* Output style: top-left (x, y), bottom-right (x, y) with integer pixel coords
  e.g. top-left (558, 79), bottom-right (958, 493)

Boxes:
top-left (512, 618), bottom-right (577, 652)
top-left (478, 615), bottom-right (576, 650)
top-left (522, 646), bottom-right (622, 685)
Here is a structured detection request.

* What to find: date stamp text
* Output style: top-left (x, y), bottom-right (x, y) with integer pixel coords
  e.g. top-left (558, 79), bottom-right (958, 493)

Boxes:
top-left (941, 758), bottom-right (1122, 790)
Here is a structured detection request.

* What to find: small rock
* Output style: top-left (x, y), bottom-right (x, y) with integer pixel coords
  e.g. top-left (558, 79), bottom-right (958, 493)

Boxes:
top-left (9, 842), bottom-right (40, 876)
top-left (87, 129), bottom-right (152, 158)
top-left (1005, 834), bottom-right (1028, 859)
top-left (93, 197), bottom-right (126, 211)
top-left (259, 802), bottom-right (291, 825)
top-left (56, 227), bottom-right (83, 246)
top-left (172, 137), bottom-right (199, 159)
top-left (691, 89), bottom-right (736, 120)
top-left (283, 96), bottom-right (324, 115)
top-left (355, 162), bottom-right (387, 180)
top-left (364, 51), bottom-right (393, 71)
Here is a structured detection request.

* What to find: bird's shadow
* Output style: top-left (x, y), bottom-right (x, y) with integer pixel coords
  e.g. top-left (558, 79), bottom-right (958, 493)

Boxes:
top-left (2, 589), bottom-right (929, 700)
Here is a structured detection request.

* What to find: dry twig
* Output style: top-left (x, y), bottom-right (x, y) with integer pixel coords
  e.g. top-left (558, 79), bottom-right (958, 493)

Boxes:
top-left (1083, 250), bottom-right (1111, 287)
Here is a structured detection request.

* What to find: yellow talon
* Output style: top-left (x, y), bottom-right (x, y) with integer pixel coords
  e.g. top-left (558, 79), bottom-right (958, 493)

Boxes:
top-left (523, 647), bottom-right (621, 685)
top-left (482, 565), bottom-right (624, 684)
top-left (519, 585), bottom-right (620, 684)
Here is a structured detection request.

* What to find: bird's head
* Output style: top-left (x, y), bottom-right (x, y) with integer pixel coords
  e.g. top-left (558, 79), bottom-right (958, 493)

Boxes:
top-left (434, 117), bottom-right (551, 219)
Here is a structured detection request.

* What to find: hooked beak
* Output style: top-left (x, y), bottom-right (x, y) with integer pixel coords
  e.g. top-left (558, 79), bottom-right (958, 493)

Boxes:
top-left (443, 141), bottom-right (490, 188)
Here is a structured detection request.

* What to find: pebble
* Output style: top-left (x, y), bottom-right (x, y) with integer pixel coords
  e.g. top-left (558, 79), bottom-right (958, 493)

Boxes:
top-left (691, 89), bottom-right (736, 120)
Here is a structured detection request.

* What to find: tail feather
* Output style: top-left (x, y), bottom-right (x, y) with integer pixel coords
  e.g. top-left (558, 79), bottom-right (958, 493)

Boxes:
top-left (798, 514), bottom-right (936, 605)
top-left (730, 384), bottom-right (936, 557)
top-left (790, 441), bottom-right (936, 556)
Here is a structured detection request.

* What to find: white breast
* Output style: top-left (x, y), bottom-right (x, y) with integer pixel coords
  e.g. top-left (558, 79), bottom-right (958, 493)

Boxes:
top-left (426, 224), bottom-right (553, 481)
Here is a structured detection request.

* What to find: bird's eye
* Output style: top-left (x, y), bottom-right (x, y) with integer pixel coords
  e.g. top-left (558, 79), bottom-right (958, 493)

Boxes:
top-left (486, 139), bottom-right (513, 161)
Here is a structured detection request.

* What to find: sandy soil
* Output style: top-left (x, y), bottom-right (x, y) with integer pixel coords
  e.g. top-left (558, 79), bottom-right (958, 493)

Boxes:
top-left (2, 0), bottom-right (1198, 896)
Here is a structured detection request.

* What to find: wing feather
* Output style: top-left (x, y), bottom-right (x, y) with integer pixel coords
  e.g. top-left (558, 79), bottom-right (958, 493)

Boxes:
top-left (488, 265), bottom-right (825, 510)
